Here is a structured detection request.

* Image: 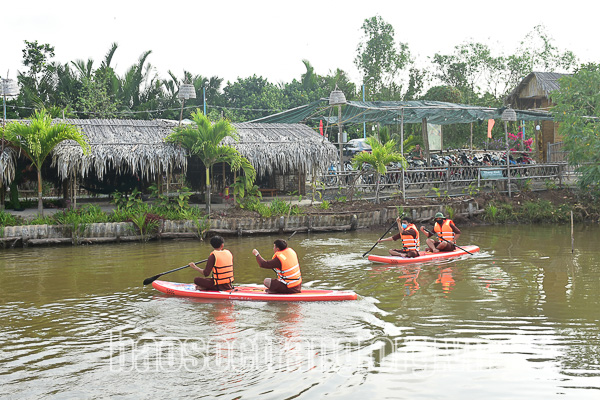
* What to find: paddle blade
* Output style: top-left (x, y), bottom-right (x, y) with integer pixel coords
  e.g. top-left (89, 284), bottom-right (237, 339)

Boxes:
top-left (143, 275), bottom-right (161, 286)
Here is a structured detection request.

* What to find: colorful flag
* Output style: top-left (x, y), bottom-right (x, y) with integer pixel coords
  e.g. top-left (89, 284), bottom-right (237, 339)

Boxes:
top-left (487, 119), bottom-right (495, 139)
top-left (319, 120), bottom-right (323, 136)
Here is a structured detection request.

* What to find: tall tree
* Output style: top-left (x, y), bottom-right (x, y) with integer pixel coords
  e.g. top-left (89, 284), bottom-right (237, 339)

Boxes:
top-left (222, 75), bottom-right (284, 121)
top-left (354, 16), bottom-right (411, 99)
top-left (165, 110), bottom-right (256, 213)
top-left (17, 40), bottom-right (57, 114)
top-left (3, 109), bottom-right (90, 214)
top-left (552, 63), bottom-right (600, 193)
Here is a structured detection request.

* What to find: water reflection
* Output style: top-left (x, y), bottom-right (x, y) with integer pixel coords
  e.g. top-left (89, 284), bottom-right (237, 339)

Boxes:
top-left (1, 226), bottom-right (600, 398)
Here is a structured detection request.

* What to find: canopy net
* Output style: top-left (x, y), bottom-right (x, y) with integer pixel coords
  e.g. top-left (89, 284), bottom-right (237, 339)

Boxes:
top-left (251, 100), bottom-right (554, 125)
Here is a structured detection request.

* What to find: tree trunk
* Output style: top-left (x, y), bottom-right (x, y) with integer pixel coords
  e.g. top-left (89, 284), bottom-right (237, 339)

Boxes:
top-left (205, 166), bottom-right (211, 214)
top-left (37, 168), bottom-right (43, 215)
top-left (375, 172), bottom-right (381, 204)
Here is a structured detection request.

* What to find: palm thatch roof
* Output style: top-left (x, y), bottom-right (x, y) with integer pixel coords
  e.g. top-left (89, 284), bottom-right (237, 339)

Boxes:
top-left (224, 123), bottom-right (338, 176)
top-left (51, 119), bottom-right (187, 180)
top-left (0, 147), bottom-right (16, 185)
top-left (505, 71), bottom-right (571, 105)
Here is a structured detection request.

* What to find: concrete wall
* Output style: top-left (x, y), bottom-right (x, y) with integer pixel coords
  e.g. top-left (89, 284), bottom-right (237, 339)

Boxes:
top-left (1, 200), bottom-right (480, 247)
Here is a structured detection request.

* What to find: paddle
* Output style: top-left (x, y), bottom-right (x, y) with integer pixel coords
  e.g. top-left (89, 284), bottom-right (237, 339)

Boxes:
top-left (143, 259), bottom-right (208, 285)
top-left (423, 228), bottom-right (474, 255)
top-left (362, 214), bottom-right (404, 257)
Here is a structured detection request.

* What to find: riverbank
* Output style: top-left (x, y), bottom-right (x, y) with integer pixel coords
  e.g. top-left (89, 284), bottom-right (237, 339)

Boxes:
top-left (1, 188), bottom-right (598, 248)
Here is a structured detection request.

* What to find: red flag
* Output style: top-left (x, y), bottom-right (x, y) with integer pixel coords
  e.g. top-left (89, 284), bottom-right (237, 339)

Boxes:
top-left (487, 119), bottom-right (495, 139)
top-left (319, 120), bottom-right (323, 136)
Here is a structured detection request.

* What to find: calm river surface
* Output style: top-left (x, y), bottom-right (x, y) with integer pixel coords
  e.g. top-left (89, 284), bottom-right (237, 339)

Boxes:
top-left (1, 225), bottom-right (599, 399)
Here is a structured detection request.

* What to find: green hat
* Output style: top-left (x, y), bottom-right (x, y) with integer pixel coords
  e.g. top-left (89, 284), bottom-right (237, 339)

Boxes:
top-left (435, 212), bottom-right (445, 219)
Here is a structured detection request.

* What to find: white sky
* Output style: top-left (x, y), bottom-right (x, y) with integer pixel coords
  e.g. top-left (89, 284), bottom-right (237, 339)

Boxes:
top-left (2, 0), bottom-right (599, 87)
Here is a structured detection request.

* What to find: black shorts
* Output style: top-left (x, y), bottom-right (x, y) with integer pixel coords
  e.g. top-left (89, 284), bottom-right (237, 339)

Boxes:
top-left (194, 277), bottom-right (233, 291)
top-left (268, 279), bottom-right (301, 294)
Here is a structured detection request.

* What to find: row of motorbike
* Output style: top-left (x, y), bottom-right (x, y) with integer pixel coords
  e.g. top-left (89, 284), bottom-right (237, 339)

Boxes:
top-left (404, 151), bottom-right (536, 169)
top-left (324, 151), bottom-right (536, 188)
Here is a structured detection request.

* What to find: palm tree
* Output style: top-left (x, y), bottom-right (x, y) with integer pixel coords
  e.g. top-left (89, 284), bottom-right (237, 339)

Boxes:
top-left (4, 109), bottom-right (90, 214)
top-left (351, 136), bottom-right (407, 204)
top-left (165, 110), bottom-right (256, 213)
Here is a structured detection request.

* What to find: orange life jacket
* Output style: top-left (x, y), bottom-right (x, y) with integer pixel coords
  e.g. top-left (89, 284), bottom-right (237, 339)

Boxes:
top-left (434, 219), bottom-right (455, 243)
top-left (211, 249), bottom-right (234, 285)
top-left (272, 247), bottom-right (302, 287)
top-left (401, 223), bottom-right (419, 251)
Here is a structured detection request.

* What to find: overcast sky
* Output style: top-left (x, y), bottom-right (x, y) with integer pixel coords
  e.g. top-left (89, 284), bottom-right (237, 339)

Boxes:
top-left (2, 0), bottom-right (598, 86)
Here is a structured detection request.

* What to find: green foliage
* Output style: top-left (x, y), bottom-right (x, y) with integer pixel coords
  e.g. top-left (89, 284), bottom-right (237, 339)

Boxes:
top-left (445, 206), bottom-right (456, 220)
top-left (519, 200), bottom-right (571, 223)
top-left (165, 110), bottom-right (256, 213)
top-left (29, 215), bottom-right (56, 225)
top-left (191, 215), bottom-right (211, 240)
top-left (482, 199), bottom-right (575, 224)
top-left (463, 183), bottom-right (481, 197)
top-left (483, 203), bottom-right (499, 224)
top-left (130, 211), bottom-right (160, 242)
top-left (354, 15), bottom-right (411, 99)
top-left (0, 211), bottom-right (21, 228)
top-left (319, 200), bottom-right (331, 210)
top-left (53, 204), bottom-right (109, 224)
top-left (3, 109), bottom-right (91, 214)
top-left (352, 136), bottom-right (406, 204)
top-left (112, 188), bottom-right (144, 210)
top-left (544, 179), bottom-right (559, 190)
top-left (553, 63), bottom-right (600, 192)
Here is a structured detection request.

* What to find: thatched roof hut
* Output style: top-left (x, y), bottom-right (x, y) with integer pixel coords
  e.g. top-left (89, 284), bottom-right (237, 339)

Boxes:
top-left (51, 119), bottom-right (187, 180)
top-left (505, 72), bottom-right (570, 161)
top-left (224, 123), bottom-right (337, 177)
top-left (505, 71), bottom-right (570, 109)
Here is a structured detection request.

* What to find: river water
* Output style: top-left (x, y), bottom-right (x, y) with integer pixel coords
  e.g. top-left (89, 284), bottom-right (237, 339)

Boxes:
top-left (1, 225), bottom-right (599, 399)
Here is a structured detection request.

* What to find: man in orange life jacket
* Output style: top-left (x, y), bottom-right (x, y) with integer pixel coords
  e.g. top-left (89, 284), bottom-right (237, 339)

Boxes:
top-left (189, 235), bottom-right (234, 291)
top-left (420, 212), bottom-right (461, 253)
top-left (252, 239), bottom-right (302, 294)
top-left (377, 216), bottom-right (420, 258)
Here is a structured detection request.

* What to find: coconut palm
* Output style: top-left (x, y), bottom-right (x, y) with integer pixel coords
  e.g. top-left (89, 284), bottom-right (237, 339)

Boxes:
top-left (351, 136), bottom-right (407, 204)
top-left (4, 109), bottom-right (90, 214)
top-left (166, 110), bottom-right (256, 213)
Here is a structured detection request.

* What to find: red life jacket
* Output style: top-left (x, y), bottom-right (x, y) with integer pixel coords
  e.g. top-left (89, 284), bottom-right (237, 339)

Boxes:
top-left (401, 223), bottom-right (419, 251)
top-left (272, 247), bottom-right (302, 287)
top-left (211, 249), bottom-right (234, 285)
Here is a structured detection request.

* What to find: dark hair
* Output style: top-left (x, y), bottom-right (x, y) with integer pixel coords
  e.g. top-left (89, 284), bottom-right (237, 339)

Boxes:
top-left (402, 216), bottom-right (412, 224)
top-left (210, 235), bottom-right (224, 249)
top-left (274, 239), bottom-right (288, 251)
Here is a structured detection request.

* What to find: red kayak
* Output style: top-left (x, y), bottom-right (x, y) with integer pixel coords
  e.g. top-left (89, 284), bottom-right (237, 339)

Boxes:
top-left (152, 280), bottom-right (358, 301)
top-left (368, 245), bottom-right (480, 264)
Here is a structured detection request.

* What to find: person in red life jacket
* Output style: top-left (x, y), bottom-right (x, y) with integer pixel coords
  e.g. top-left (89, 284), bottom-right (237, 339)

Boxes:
top-left (252, 239), bottom-right (302, 294)
top-left (420, 212), bottom-right (461, 253)
top-left (189, 235), bottom-right (234, 291)
top-left (377, 216), bottom-right (420, 258)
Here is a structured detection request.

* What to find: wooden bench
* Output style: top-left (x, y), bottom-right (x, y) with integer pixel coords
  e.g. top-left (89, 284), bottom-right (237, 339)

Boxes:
top-left (258, 188), bottom-right (278, 197)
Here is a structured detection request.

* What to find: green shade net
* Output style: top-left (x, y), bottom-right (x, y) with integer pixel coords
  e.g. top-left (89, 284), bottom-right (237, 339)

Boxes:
top-left (251, 100), bottom-right (554, 125)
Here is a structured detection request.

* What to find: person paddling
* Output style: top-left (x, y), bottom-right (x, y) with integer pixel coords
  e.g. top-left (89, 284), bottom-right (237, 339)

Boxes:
top-left (189, 235), bottom-right (234, 291)
top-left (252, 239), bottom-right (302, 294)
top-left (420, 212), bottom-right (461, 253)
top-left (377, 216), bottom-right (420, 258)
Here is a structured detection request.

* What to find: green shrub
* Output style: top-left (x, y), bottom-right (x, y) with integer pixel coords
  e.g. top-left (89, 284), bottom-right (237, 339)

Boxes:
top-left (0, 211), bottom-right (21, 227)
top-left (484, 203), bottom-right (499, 223)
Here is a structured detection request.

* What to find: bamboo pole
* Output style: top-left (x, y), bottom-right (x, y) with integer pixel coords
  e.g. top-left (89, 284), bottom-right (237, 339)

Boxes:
top-left (571, 211), bottom-right (574, 253)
